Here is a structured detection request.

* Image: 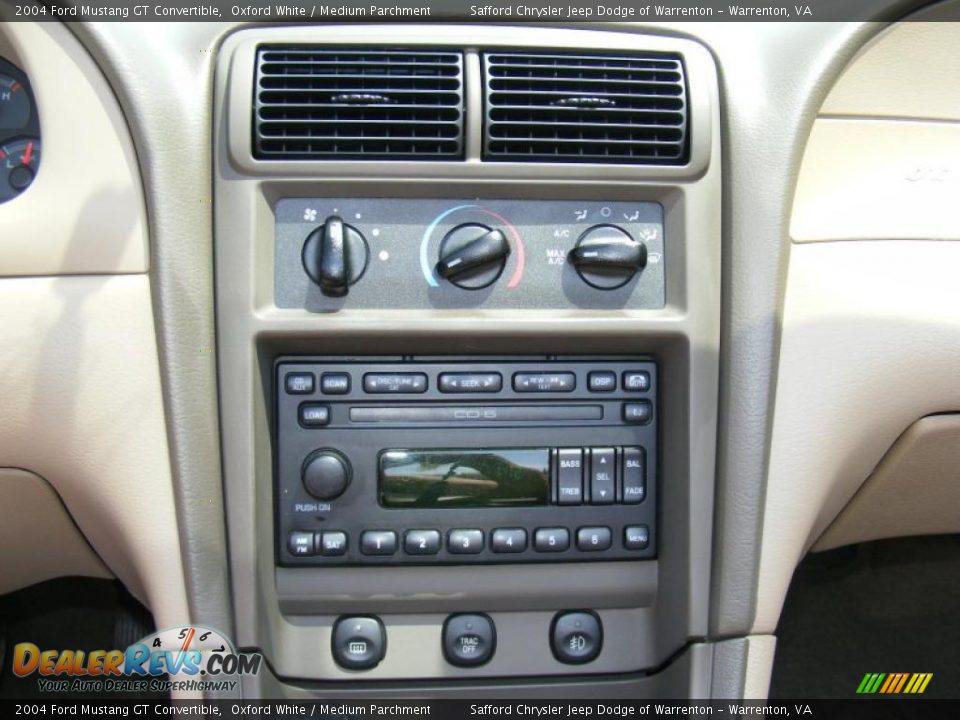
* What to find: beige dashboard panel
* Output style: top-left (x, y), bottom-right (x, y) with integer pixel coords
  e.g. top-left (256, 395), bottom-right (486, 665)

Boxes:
top-left (754, 240), bottom-right (960, 633)
top-left (821, 22), bottom-right (960, 121)
top-left (0, 468), bottom-right (112, 595)
top-left (790, 20), bottom-right (960, 243)
top-left (0, 21), bottom-right (148, 275)
top-left (0, 275), bottom-right (189, 630)
top-left (813, 414), bottom-right (960, 551)
top-left (790, 119), bottom-right (960, 242)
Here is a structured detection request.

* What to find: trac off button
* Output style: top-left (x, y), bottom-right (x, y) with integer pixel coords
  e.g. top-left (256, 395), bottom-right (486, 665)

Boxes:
top-left (443, 613), bottom-right (496, 667)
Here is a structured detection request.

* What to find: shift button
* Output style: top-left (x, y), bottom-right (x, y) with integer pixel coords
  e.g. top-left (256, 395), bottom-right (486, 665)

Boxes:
top-left (556, 448), bottom-right (583, 505)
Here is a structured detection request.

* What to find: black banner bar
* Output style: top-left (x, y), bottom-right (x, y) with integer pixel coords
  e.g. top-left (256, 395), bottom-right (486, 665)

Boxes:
top-left (0, 0), bottom-right (951, 23)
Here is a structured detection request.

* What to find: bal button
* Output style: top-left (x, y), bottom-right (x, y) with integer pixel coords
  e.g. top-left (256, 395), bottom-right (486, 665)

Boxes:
top-left (443, 613), bottom-right (496, 667)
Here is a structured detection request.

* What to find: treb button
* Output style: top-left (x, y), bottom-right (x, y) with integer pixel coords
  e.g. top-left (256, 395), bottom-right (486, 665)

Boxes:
top-left (556, 448), bottom-right (584, 505)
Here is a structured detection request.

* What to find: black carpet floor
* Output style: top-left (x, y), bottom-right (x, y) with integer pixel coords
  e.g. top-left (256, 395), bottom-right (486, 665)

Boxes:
top-left (770, 535), bottom-right (960, 699)
top-left (0, 577), bottom-right (165, 699)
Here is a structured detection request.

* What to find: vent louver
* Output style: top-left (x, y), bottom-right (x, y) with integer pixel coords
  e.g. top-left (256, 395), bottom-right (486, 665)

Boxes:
top-left (483, 52), bottom-right (688, 164)
top-left (254, 48), bottom-right (464, 160)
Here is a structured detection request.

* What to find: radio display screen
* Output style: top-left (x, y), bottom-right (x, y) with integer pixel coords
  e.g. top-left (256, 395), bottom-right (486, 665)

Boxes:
top-left (379, 448), bottom-right (550, 508)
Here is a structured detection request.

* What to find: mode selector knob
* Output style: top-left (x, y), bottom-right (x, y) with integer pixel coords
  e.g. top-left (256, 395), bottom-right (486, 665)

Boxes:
top-left (569, 225), bottom-right (647, 290)
top-left (436, 223), bottom-right (511, 290)
top-left (302, 450), bottom-right (351, 500)
top-left (302, 216), bottom-right (370, 297)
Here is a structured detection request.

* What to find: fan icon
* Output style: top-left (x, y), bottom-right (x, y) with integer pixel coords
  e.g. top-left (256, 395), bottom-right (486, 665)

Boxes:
top-left (303, 208), bottom-right (318, 221)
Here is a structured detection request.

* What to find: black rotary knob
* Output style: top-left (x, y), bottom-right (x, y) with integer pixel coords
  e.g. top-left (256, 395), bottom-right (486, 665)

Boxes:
top-left (436, 223), bottom-right (511, 290)
top-left (302, 450), bottom-right (351, 500)
top-left (302, 216), bottom-right (370, 297)
top-left (568, 225), bottom-right (647, 290)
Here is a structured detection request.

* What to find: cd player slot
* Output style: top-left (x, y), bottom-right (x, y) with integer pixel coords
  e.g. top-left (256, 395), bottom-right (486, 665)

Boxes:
top-left (349, 404), bottom-right (603, 424)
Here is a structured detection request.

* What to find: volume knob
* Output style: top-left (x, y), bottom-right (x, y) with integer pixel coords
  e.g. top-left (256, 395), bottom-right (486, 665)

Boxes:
top-left (302, 450), bottom-right (351, 500)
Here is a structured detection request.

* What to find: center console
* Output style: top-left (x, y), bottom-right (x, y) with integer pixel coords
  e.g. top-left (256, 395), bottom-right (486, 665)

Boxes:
top-left (214, 24), bottom-right (721, 696)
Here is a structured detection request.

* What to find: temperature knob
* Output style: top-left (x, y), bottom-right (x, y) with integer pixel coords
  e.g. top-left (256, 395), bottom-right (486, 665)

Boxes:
top-left (302, 216), bottom-right (369, 297)
top-left (436, 223), bottom-right (511, 290)
top-left (568, 225), bottom-right (647, 290)
top-left (302, 450), bottom-right (351, 501)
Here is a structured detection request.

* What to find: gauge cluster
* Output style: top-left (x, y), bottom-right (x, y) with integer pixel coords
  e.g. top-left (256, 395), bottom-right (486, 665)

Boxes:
top-left (0, 56), bottom-right (40, 203)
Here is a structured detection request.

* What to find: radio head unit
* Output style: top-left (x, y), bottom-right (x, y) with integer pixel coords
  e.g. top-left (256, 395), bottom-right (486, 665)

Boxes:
top-left (275, 358), bottom-right (658, 566)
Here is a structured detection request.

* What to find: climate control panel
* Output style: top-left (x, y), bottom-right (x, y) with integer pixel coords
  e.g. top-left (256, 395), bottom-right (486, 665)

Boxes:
top-left (274, 199), bottom-right (665, 310)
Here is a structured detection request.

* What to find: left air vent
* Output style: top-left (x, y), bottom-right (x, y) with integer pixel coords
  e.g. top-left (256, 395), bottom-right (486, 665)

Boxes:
top-left (254, 48), bottom-right (465, 160)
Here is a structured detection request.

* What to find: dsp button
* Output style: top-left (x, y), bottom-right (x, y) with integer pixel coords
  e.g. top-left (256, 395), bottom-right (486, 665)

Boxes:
top-left (551, 611), bottom-right (602, 665)
top-left (513, 372), bottom-right (575, 393)
top-left (439, 373), bottom-right (502, 393)
top-left (363, 373), bottom-right (427, 394)
top-left (587, 371), bottom-right (617, 392)
top-left (442, 614), bottom-right (496, 667)
top-left (332, 616), bottom-right (386, 671)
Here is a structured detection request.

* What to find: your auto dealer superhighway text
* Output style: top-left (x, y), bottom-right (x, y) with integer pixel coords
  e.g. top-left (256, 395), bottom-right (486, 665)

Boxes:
top-left (471, 4), bottom-right (639, 17)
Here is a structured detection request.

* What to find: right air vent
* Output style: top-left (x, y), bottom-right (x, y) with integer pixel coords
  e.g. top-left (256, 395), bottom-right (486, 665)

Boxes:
top-left (483, 52), bottom-right (688, 164)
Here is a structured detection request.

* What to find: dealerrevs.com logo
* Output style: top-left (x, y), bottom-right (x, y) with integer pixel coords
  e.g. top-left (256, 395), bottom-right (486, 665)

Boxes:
top-left (12, 626), bottom-right (262, 694)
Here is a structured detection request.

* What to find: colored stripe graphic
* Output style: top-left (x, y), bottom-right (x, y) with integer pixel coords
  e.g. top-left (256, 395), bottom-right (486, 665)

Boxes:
top-left (856, 672), bottom-right (932, 694)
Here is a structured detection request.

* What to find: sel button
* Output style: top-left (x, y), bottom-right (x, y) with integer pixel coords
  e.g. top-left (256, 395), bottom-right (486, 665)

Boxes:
top-left (443, 613), bottom-right (496, 667)
top-left (589, 448), bottom-right (616, 505)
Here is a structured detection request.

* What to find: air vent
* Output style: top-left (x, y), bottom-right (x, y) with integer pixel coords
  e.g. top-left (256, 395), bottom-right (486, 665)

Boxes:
top-left (483, 52), bottom-right (687, 164)
top-left (254, 48), bottom-right (464, 160)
